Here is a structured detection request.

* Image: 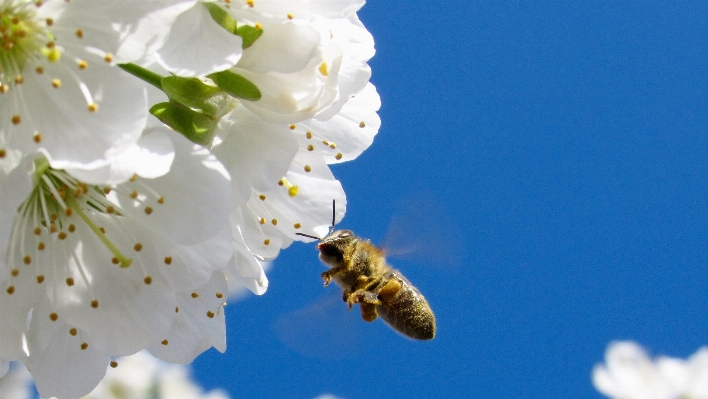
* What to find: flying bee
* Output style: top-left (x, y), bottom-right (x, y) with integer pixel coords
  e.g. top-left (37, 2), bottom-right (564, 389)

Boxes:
top-left (297, 201), bottom-right (436, 340)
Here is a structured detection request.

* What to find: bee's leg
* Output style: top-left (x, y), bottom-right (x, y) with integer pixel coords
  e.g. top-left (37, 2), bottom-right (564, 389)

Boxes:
top-left (360, 302), bottom-right (379, 322)
top-left (376, 278), bottom-right (402, 300)
top-left (320, 267), bottom-right (345, 287)
top-left (346, 290), bottom-right (382, 308)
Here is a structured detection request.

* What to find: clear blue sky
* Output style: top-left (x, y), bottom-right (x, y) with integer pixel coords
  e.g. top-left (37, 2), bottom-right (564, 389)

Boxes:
top-left (193, 2), bottom-right (708, 398)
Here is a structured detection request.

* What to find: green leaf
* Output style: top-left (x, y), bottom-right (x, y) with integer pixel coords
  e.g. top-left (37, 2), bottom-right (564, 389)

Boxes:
top-left (161, 76), bottom-right (233, 119)
top-left (209, 70), bottom-right (261, 101)
top-left (236, 25), bottom-right (264, 49)
top-left (150, 102), bottom-right (216, 146)
top-left (203, 3), bottom-right (238, 35)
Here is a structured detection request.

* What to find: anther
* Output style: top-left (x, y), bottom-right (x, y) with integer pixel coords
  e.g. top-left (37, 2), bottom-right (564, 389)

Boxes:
top-left (37, 242), bottom-right (45, 250)
top-left (87, 103), bottom-right (98, 112)
top-left (104, 53), bottom-right (113, 63)
top-left (66, 278), bottom-right (74, 286)
top-left (49, 313), bottom-right (58, 321)
top-left (134, 243), bottom-right (142, 252)
top-left (75, 29), bottom-right (83, 38)
top-left (36, 275), bottom-right (44, 283)
top-left (130, 190), bottom-right (138, 199)
top-left (161, 339), bottom-right (169, 345)
top-left (164, 256), bottom-right (172, 265)
top-left (10, 269), bottom-right (19, 277)
top-left (143, 276), bottom-right (152, 285)
top-left (106, 206), bottom-right (115, 214)
top-left (157, 197), bottom-right (165, 204)
top-left (69, 328), bottom-right (77, 336)
top-left (0, 149), bottom-right (5, 158)
top-left (111, 257), bottom-right (119, 264)
top-left (335, 153), bottom-right (343, 160)
top-left (259, 218), bottom-right (266, 224)
top-left (65, 208), bottom-right (73, 216)
top-left (206, 311), bottom-right (215, 318)
top-left (58, 232), bottom-right (67, 240)
top-left (130, 174), bottom-right (137, 182)
top-left (51, 78), bottom-right (61, 88)
top-left (307, 144), bottom-right (314, 151)
top-left (6, 286), bottom-right (14, 295)
top-left (306, 132), bottom-right (313, 139)
top-left (191, 292), bottom-right (198, 298)
top-left (68, 224), bottom-right (76, 233)
top-left (14, 75), bottom-right (23, 84)
top-left (289, 124), bottom-right (296, 130)
top-left (359, 121), bottom-right (366, 128)
top-left (294, 223), bottom-right (301, 229)
top-left (80, 342), bottom-right (88, 350)
top-left (318, 62), bottom-right (329, 76)
top-left (110, 361), bottom-right (118, 368)
top-left (264, 239), bottom-right (270, 245)
top-left (304, 165), bottom-right (312, 172)
top-left (259, 195), bottom-right (266, 201)
top-left (216, 293), bottom-right (223, 299)
top-left (144, 206), bottom-right (153, 215)
top-left (271, 219), bottom-right (278, 225)
top-left (23, 255), bottom-right (31, 265)
top-left (35, 66), bottom-right (44, 74)
top-left (78, 60), bottom-right (87, 69)
top-left (11, 115), bottom-right (21, 125)
top-left (91, 300), bottom-right (99, 308)
top-left (103, 187), bottom-right (111, 194)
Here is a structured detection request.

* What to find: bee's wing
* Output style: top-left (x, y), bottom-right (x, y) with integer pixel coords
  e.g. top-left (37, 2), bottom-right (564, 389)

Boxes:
top-left (271, 293), bottom-right (381, 359)
top-left (381, 191), bottom-right (465, 268)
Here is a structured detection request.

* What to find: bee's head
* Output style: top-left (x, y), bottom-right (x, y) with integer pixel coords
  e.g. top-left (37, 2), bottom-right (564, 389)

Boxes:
top-left (317, 230), bottom-right (356, 264)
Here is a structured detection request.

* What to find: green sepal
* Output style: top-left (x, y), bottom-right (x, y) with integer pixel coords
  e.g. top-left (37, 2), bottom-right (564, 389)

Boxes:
top-left (150, 102), bottom-right (216, 146)
top-left (161, 76), bottom-right (233, 119)
top-left (237, 25), bottom-right (264, 48)
top-left (203, 3), bottom-right (238, 35)
top-left (209, 70), bottom-right (261, 101)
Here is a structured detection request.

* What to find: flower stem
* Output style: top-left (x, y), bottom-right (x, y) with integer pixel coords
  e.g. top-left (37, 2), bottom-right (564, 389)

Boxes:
top-left (119, 63), bottom-right (164, 90)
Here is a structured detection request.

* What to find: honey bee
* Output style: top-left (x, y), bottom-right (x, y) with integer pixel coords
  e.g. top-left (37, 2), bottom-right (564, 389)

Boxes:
top-left (297, 202), bottom-right (436, 340)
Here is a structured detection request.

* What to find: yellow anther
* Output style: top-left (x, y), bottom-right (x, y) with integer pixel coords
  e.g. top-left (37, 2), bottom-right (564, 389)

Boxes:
top-left (318, 62), bottom-right (329, 76)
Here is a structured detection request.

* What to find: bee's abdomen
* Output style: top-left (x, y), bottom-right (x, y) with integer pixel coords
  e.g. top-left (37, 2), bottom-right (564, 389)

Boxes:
top-left (378, 272), bottom-right (436, 340)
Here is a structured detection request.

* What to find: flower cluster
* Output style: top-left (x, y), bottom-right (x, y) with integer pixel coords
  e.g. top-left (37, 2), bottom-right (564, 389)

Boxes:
top-left (0, 1), bottom-right (379, 398)
top-left (593, 341), bottom-right (708, 399)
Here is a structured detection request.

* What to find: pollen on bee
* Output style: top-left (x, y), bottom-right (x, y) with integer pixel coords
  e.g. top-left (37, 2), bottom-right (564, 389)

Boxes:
top-left (23, 255), bottom-right (31, 265)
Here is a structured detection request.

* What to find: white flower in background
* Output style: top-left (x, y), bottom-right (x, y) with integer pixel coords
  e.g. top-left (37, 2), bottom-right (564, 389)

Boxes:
top-left (593, 341), bottom-right (708, 399)
top-left (80, 351), bottom-right (230, 399)
top-left (0, 362), bottom-right (31, 399)
top-left (0, 129), bottom-right (236, 399)
top-left (0, 0), bottom-right (202, 170)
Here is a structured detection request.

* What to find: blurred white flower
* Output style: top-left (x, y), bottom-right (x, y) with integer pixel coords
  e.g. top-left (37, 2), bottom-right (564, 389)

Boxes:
top-left (593, 341), bottom-right (708, 399)
top-left (0, 362), bottom-right (32, 399)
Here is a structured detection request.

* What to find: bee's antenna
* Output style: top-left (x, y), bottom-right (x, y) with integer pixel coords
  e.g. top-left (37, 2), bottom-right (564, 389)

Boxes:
top-left (331, 199), bottom-right (336, 228)
top-left (296, 232), bottom-right (321, 240)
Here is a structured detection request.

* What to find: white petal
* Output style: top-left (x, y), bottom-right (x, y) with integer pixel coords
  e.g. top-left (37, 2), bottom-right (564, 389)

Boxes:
top-left (111, 132), bottom-right (231, 245)
top-left (147, 272), bottom-right (228, 363)
top-left (154, 4), bottom-right (244, 76)
top-left (65, 127), bottom-right (175, 185)
top-left (0, 156), bottom-right (35, 278)
top-left (25, 299), bottom-right (110, 399)
top-left (213, 109), bottom-right (298, 206)
top-left (229, 0), bottom-right (364, 23)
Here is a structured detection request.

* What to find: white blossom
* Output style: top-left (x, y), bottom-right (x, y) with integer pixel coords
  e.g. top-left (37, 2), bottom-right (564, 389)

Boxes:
top-left (593, 341), bottom-right (708, 399)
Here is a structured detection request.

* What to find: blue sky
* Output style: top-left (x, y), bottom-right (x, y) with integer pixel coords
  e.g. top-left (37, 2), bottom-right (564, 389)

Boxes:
top-left (193, 2), bottom-right (708, 398)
